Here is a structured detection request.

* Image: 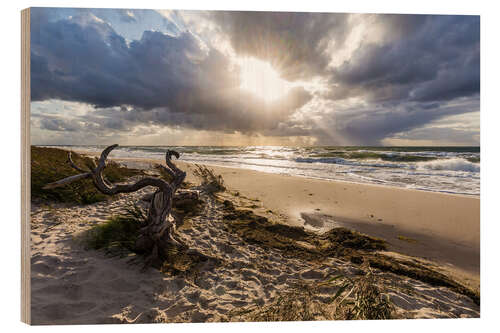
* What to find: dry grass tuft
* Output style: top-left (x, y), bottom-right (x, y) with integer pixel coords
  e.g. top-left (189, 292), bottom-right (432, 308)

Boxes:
top-left (82, 202), bottom-right (145, 257)
top-left (229, 268), bottom-right (394, 321)
top-left (192, 164), bottom-right (225, 193)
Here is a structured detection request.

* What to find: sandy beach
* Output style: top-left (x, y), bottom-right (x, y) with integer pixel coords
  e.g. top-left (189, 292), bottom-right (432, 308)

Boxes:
top-left (125, 157), bottom-right (480, 285)
top-left (29, 152), bottom-right (480, 323)
top-left (180, 162), bottom-right (480, 280)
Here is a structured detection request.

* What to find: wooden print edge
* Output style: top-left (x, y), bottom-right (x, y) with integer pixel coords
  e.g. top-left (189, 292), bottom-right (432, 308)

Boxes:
top-left (21, 7), bottom-right (31, 325)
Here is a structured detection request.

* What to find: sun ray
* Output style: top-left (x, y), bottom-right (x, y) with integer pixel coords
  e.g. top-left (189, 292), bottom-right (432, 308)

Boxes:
top-left (236, 57), bottom-right (294, 102)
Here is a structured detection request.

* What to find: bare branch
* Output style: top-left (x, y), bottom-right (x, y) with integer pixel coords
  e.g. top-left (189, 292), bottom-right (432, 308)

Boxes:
top-left (165, 150), bottom-right (182, 174)
top-left (67, 151), bottom-right (89, 173)
top-left (43, 172), bottom-right (92, 189)
top-left (156, 163), bottom-right (175, 179)
top-left (165, 150), bottom-right (186, 189)
top-left (43, 144), bottom-right (192, 267)
top-left (85, 144), bottom-right (174, 196)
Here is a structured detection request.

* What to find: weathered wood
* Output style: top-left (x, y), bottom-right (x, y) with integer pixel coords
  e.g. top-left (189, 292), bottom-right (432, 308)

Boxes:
top-left (43, 172), bottom-right (92, 189)
top-left (44, 144), bottom-right (187, 266)
top-left (141, 189), bottom-right (200, 203)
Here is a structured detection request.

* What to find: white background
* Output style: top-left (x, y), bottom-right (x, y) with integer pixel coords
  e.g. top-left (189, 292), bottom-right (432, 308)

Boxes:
top-left (1, 0), bottom-right (498, 332)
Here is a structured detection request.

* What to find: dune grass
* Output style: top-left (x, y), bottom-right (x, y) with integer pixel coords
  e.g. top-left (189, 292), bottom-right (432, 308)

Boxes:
top-left (229, 269), bottom-right (395, 321)
top-left (192, 164), bottom-right (226, 193)
top-left (83, 203), bottom-right (145, 257)
top-left (83, 198), bottom-right (212, 274)
top-left (31, 146), bottom-right (143, 204)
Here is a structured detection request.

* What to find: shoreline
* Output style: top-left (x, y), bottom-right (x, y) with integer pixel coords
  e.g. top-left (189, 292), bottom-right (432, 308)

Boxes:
top-left (76, 152), bottom-right (480, 199)
top-left (75, 151), bottom-right (480, 288)
top-left (65, 146), bottom-right (479, 198)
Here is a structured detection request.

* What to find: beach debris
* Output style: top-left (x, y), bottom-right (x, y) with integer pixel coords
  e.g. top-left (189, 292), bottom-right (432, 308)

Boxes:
top-left (43, 144), bottom-right (195, 267)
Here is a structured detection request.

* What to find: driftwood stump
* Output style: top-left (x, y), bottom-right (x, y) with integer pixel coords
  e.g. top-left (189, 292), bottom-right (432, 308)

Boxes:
top-left (44, 144), bottom-right (195, 266)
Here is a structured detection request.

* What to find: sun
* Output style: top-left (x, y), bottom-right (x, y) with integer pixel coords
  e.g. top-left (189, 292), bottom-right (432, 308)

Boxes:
top-left (236, 57), bottom-right (293, 102)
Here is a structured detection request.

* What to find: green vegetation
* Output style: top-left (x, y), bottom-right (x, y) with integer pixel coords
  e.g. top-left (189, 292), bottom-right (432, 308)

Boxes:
top-left (83, 203), bottom-right (145, 256)
top-left (83, 199), bottom-right (211, 273)
top-left (396, 235), bottom-right (418, 243)
top-left (31, 146), bottom-right (142, 204)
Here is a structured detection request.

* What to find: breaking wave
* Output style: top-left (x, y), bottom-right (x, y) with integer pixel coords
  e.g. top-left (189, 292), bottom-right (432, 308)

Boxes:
top-left (417, 158), bottom-right (480, 173)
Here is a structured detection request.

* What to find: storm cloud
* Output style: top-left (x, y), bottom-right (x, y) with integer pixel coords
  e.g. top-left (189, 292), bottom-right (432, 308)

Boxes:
top-left (209, 11), bottom-right (351, 80)
top-left (31, 9), bottom-right (311, 135)
top-left (331, 15), bottom-right (479, 104)
top-left (30, 8), bottom-right (480, 145)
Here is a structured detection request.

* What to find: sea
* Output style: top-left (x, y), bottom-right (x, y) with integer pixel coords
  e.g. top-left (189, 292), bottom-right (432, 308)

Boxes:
top-left (47, 145), bottom-right (480, 196)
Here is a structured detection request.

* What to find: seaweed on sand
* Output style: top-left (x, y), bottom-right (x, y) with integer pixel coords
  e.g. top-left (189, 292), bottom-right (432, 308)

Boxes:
top-left (221, 199), bottom-right (480, 305)
top-left (222, 200), bottom-right (386, 261)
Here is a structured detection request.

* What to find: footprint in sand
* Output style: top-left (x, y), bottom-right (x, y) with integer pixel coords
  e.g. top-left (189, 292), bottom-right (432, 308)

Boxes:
top-left (185, 290), bottom-right (201, 304)
top-left (191, 311), bottom-right (211, 323)
top-left (300, 269), bottom-right (325, 280)
top-left (214, 286), bottom-right (226, 296)
top-left (260, 267), bottom-right (281, 276)
top-left (276, 274), bottom-right (290, 283)
top-left (240, 268), bottom-right (260, 281)
top-left (194, 276), bottom-right (213, 290)
top-left (198, 294), bottom-right (215, 309)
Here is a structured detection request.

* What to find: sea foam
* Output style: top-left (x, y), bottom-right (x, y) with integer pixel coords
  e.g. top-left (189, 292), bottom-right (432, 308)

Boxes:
top-left (417, 158), bottom-right (480, 173)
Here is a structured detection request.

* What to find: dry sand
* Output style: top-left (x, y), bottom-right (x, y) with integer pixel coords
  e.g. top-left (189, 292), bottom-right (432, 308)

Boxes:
top-left (30, 155), bottom-right (480, 323)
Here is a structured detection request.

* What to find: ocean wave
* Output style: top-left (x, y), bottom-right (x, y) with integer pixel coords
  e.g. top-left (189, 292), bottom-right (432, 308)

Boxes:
top-left (294, 157), bottom-right (410, 170)
top-left (47, 145), bottom-right (479, 196)
top-left (295, 157), bottom-right (343, 164)
top-left (308, 151), bottom-right (439, 162)
top-left (417, 158), bottom-right (480, 173)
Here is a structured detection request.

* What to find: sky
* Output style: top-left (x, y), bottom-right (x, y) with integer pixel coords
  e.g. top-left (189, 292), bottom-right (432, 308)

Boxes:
top-left (30, 8), bottom-right (480, 146)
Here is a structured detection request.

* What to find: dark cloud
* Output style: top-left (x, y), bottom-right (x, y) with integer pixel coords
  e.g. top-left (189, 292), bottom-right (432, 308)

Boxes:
top-left (391, 125), bottom-right (479, 145)
top-left (331, 15), bottom-right (480, 103)
top-left (85, 86), bottom-right (312, 134)
top-left (311, 98), bottom-right (479, 145)
top-left (210, 11), bottom-right (351, 80)
top-left (31, 10), bottom-right (311, 135)
top-left (30, 8), bottom-right (479, 145)
top-left (36, 115), bottom-right (83, 132)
